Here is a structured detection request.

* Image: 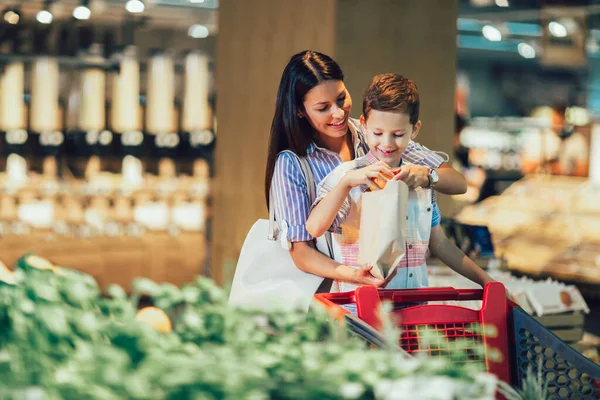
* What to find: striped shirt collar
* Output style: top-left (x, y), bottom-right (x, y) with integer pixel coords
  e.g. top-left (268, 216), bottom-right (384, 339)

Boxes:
top-left (365, 149), bottom-right (379, 165)
top-left (307, 118), bottom-right (364, 156)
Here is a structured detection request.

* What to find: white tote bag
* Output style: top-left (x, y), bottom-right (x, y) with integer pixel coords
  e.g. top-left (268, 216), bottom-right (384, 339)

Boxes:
top-left (228, 152), bottom-right (333, 312)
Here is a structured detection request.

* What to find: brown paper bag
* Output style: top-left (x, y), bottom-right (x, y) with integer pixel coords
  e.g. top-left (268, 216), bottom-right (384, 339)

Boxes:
top-left (357, 180), bottom-right (408, 280)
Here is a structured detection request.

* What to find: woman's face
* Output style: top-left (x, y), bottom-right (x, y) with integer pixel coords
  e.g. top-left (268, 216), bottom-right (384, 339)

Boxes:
top-left (301, 80), bottom-right (352, 141)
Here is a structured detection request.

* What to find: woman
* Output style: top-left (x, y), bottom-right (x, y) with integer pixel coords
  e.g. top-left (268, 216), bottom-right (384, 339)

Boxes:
top-left (265, 50), bottom-right (467, 288)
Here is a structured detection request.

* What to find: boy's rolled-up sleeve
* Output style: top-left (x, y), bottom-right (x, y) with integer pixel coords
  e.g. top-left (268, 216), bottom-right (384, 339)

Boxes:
top-left (313, 165), bottom-right (351, 234)
top-left (402, 141), bottom-right (446, 168)
top-left (431, 194), bottom-right (441, 228)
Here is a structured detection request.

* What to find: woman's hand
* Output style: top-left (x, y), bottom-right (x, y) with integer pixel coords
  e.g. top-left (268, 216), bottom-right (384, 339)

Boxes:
top-left (392, 165), bottom-right (430, 189)
top-left (338, 265), bottom-right (385, 287)
top-left (341, 161), bottom-right (393, 191)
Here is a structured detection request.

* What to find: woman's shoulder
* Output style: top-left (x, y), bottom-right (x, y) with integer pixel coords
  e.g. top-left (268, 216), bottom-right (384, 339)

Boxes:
top-left (275, 150), bottom-right (300, 164)
top-left (348, 117), bottom-right (365, 138)
top-left (348, 117), bottom-right (369, 155)
top-left (348, 117), bottom-right (361, 131)
top-left (273, 150), bottom-right (303, 179)
top-left (402, 141), bottom-right (446, 168)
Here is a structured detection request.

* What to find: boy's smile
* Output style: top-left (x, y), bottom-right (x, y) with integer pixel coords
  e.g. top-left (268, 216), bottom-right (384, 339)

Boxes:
top-left (377, 148), bottom-right (398, 157)
top-left (360, 110), bottom-right (421, 167)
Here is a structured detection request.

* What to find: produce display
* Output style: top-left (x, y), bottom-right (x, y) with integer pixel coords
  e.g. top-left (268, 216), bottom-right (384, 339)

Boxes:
top-left (0, 254), bottom-right (504, 400)
top-left (454, 175), bottom-right (600, 284)
top-left (0, 155), bottom-right (210, 290)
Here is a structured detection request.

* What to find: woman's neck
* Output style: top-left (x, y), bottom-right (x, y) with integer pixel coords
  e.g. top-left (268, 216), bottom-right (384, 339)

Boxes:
top-left (316, 130), bottom-right (354, 161)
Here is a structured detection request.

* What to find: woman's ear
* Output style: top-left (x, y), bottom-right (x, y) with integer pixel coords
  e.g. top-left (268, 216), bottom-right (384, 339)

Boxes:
top-left (411, 120), bottom-right (422, 140)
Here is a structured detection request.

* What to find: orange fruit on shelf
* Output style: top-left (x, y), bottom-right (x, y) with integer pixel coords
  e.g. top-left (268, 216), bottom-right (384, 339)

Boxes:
top-left (0, 261), bottom-right (15, 285)
top-left (136, 307), bottom-right (173, 333)
top-left (24, 255), bottom-right (56, 272)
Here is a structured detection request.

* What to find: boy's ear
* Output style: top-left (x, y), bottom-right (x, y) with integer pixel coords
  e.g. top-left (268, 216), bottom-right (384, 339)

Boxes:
top-left (411, 120), bottom-right (422, 140)
top-left (359, 114), bottom-right (366, 127)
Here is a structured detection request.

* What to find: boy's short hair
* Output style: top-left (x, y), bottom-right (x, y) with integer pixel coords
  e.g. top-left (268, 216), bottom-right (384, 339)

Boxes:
top-left (362, 73), bottom-right (420, 124)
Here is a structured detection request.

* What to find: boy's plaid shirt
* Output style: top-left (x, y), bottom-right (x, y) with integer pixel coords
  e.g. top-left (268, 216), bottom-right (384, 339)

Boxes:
top-left (313, 150), bottom-right (440, 293)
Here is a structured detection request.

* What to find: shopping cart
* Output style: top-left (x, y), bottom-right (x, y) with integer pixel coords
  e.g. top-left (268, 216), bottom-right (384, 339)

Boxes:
top-left (316, 282), bottom-right (600, 398)
top-left (512, 307), bottom-right (600, 399)
top-left (314, 282), bottom-right (512, 384)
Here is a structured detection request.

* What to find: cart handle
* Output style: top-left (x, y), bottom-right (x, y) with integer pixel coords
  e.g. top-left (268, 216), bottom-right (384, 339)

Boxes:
top-left (384, 287), bottom-right (484, 303)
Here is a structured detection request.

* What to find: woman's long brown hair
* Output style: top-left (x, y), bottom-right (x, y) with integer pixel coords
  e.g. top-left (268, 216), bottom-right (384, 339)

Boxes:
top-left (264, 50), bottom-right (344, 207)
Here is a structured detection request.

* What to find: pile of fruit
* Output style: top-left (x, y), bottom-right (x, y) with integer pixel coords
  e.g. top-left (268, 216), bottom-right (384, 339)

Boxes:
top-left (0, 254), bottom-right (500, 399)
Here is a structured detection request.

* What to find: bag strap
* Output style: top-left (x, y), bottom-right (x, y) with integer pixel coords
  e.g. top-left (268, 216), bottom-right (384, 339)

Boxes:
top-left (268, 151), bottom-right (334, 259)
top-left (268, 187), bottom-right (276, 240)
top-left (296, 155), bottom-right (335, 293)
top-left (296, 156), bottom-right (316, 207)
top-left (295, 156), bottom-right (334, 259)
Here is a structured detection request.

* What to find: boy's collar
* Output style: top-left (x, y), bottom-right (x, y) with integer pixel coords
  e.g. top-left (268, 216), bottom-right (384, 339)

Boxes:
top-left (366, 150), bottom-right (379, 165)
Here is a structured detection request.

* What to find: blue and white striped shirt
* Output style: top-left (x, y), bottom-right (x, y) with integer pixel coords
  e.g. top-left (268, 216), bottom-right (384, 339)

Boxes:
top-left (314, 151), bottom-right (441, 235)
top-left (271, 118), bottom-right (445, 242)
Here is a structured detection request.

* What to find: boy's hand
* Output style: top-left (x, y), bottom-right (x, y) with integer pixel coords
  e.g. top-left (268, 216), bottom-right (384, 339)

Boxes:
top-left (342, 161), bottom-right (393, 191)
top-left (481, 277), bottom-right (518, 305)
top-left (393, 165), bottom-right (430, 189)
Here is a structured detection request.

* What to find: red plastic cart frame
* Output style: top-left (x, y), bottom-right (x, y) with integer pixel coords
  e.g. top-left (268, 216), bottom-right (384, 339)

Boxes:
top-left (314, 282), bottom-right (511, 385)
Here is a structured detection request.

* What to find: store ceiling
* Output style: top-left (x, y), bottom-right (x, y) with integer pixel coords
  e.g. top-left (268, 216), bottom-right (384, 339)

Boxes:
top-left (0, 0), bottom-right (218, 32)
top-left (458, 0), bottom-right (600, 65)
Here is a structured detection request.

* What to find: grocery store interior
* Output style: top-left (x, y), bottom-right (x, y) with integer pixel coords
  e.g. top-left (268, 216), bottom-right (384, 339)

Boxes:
top-left (2, 0), bottom-right (600, 398)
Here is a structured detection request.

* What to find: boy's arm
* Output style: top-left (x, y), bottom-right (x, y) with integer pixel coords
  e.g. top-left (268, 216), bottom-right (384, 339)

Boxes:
top-left (428, 224), bottom-right (494, 288)
top-left (306, 181), bottom-right (351, 238)
top-left (306, 161), bottom-right (391, 238)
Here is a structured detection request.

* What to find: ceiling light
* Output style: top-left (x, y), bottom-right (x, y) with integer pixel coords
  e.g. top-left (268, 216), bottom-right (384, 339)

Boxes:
top-left (549, 21), bottom-right (568, 38)
top-left (495, 0), bottom-right (509, 6)
top-left (188, 24), bottom-right (209, 39)
top-left (517, 42), bottom-right (536, 59)
top-left (189, 0), bottom-right (205, 3)
top-left (471, 0), bottom-right (494, 6)
top-left (73, 5), bottom-right (91, 20)
top-left (36, 9), bottom-right (53, 24)
top-left (482, 25), bottom-right (502, 41)
top-left (125, 0), bottom-right (145, 13)
top-left (3, 10), bottom-right (20, 25)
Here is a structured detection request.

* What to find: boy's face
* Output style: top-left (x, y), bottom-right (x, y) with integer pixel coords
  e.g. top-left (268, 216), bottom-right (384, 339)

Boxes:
top-left (360, 110), bottom-right (421, 166)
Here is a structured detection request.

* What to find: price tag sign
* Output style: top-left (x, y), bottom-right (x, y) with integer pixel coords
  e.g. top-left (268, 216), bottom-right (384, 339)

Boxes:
top-left (154, 133), bottom-right (180, 149)
top-left (39, 131), bottom-right (64, 147)
top-left (121, 130), bottom-right (144, 147)
top-left (190, 130), bottom-right (215, 147)
top-left (5, 129), bottom-right (28, 145)
top-left (98, 130), bottom-right (113, 146)
top-left (85, 130), bottom-right (99, 145)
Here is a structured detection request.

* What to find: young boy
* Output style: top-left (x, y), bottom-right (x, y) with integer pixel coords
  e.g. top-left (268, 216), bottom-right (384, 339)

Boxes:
top-left (306, 73), bottom-right (494, 294)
